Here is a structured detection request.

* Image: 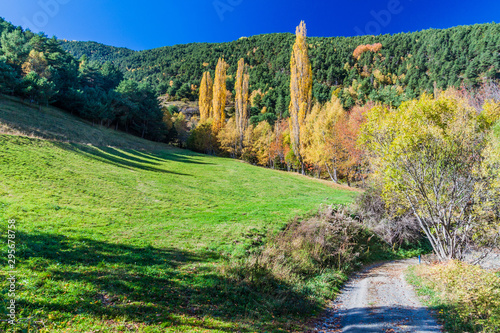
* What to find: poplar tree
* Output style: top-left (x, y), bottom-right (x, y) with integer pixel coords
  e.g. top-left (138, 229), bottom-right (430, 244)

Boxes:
top-left (212, 58), bottom-right (227, 133)
top-left (289, 21), bottom-right (312, 174)
top-left (235, 58), bottom-right (249, 148)
top-left (199, 71), bottom-right (213, 122)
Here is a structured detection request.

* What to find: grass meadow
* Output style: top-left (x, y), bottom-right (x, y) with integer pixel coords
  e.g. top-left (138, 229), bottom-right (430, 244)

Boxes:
top-left (0, 108), bottom-right (357, 332)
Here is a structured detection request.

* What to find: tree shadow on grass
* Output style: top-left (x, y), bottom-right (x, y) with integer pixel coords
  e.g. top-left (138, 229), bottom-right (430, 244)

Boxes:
top-left (3, 232), bottom-right (318, 332)
top-left (132, 149), bottom-right (216, 166)
top-left (54, 143), bottom-right (192, 176)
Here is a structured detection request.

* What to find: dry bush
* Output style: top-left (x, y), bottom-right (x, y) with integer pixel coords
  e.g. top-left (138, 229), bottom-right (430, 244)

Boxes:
top-left (221, 206), bottom-right (370, 287)
top-left (352, 186), bottom-right (423, 248)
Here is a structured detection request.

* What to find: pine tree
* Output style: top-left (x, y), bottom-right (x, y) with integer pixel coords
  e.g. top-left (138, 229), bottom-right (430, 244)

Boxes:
top-left (289, 21), bottom-right (313, 174)
top-left (212, 58), bottom-right (227, 132)
top-left (199, 71), bottom-right (213, 121)
top-left (235, 58), bottom-right (249, 149)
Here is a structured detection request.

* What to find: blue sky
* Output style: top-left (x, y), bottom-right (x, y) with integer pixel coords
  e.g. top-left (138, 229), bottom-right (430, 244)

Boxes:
top-left (0, 0), bottom-right (499, 50)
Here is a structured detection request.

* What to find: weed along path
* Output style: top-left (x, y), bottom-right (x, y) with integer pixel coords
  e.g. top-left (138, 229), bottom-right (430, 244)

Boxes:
top-left (314, 259), bottom-right (442, 333)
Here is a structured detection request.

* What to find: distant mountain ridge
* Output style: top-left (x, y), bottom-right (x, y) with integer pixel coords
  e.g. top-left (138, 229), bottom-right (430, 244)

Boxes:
top-left (60, 23), bottom-right (500, 117)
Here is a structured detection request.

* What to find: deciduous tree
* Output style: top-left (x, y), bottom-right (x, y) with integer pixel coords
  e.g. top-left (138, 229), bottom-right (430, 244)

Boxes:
top-left (289, 21), bottom-right (312, 174)
top-left (235, 58), bottom-right (250, 149)
top-left (199, 71), bottom-right (213, 122)
top-left (218, 117), bottom-right (239, 158)
top-left (361, 93), bottom-right (500, 261)
top-left (212, 58), bottom-right (228, 133)
top-left (22, 49), bottom-right (51, 78)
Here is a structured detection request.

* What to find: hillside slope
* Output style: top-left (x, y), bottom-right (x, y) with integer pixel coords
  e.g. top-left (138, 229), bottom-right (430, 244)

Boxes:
top-left (0, 95), bottom-right (165, 149)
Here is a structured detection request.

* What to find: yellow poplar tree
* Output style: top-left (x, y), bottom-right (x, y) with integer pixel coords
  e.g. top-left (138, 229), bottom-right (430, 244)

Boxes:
top-left (199, 71), bottom-right (213, 122)
top-left (212, 58), bottom-right (228, 133)
top-left (289, 21), bottom-right (313, 174)
top-left (235, 58), bottom-right (250, 147)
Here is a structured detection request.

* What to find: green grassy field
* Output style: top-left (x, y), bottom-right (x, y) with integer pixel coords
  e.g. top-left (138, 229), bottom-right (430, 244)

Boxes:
top-left (0, 102), bottom-right (357, 332)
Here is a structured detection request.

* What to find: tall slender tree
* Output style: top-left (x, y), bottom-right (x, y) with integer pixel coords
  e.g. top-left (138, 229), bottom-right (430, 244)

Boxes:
top-left (235, 58), bottom-right (249, 148)
top-left (199, 71), bottom-right (213, 121)
top-left (289, 21), bottom-right (312, 174)
top-left (212, 58), bottom-right (227, 133)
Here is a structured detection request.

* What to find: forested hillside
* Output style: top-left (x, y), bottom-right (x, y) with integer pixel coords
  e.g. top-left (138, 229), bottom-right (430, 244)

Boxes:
top-left (62, 23), bottom-right (500, 121)
top-left (0, 17), bottom-right (168, 141)
top-left (60, 40), bottom-right (136, 63)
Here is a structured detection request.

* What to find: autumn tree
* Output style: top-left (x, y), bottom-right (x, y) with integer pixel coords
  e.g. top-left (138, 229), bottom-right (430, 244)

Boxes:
top-left (242, 122), bottom-right (274, 166)
top-left (235, 58), bottom-right (250, 149)
top-left (270, 119), bottom-right (291, 170)
top-left (303, 95), bottom-right (344, 179)
top-left (330, 103), bottom-right (369, 186)
top-left (212, 58), bottom-right (228, 133)
top-left (361, 93), bottom-right (500, 261)
top-left (199, 71), bottom-right (213, 122)
top-left (218, 117), bottom-right (239, 157)
top-left (22, 49), bottom-right (51, 78)
top-left (289, 21), bottom-right (312, 174)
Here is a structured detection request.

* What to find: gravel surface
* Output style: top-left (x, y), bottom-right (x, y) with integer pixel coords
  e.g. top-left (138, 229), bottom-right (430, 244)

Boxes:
top-left (314, 259), bottom-right (442, 333)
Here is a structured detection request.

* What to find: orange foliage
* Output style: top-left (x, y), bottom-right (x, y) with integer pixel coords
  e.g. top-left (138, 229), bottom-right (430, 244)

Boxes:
top-left (353, 43), bottom-right (383, 59)
top-left (329, 103), bottom-right (372, 184)
top-left (270, 119), bottom-right (291, 166)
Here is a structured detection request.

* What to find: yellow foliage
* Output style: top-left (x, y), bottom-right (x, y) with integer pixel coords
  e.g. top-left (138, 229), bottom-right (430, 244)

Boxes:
top-left (302, 95), bottom-right (344, 168)
top-left (244, 122), bottom-right (274, 166)
top-left (482, 100), bottom-right (500, 126)
top-left (212, 58), bottom-right (228, 133)
top-left (289, 21), bottom-right (313, 168)
top-left (22, 50), bottom-right (50, 78)
top-left (218, 117), bottom-right (240, 157)
top-left (199, 71), bottom-right (213, 122)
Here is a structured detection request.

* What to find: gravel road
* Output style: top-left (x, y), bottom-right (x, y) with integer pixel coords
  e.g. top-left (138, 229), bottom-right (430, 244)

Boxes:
top-left (314, 259), bottom-right (442, 333)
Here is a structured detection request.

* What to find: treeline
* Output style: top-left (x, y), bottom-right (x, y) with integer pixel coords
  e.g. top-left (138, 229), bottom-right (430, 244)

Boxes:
top-left (63, 23), bottom-right (500, 123)
top-left (0, 18), bottom-right (168, 141)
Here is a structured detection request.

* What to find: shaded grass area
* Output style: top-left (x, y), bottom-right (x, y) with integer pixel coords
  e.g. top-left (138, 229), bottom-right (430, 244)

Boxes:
top-left (407, 261), bottom-right (500, 333)
top-left (0, 94), bottom-right (166, 149)
top-left (1, 231), bottom-right (316, 332)
top-left (0, 134), bottom-right (357, 331)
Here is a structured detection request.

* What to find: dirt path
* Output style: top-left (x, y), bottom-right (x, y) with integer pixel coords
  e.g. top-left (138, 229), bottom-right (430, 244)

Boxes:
top-left (314, 259), bottom-right (442, 333)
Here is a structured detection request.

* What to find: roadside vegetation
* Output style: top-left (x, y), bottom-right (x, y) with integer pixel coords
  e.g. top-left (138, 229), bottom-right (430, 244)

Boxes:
top-left (408, 261), bottom-right (500, 332)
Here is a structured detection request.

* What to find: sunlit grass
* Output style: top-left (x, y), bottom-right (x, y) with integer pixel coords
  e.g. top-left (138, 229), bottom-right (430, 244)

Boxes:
top-left (0, 134), bottom-right (356, 332)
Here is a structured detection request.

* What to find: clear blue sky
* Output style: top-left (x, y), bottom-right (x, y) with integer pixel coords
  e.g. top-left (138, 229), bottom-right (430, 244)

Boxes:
top-left (0, 0), bottom-right (499, 50)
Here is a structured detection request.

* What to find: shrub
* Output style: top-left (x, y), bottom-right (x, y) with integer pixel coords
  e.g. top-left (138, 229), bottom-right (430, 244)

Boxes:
top-left (353, 186), bottom-right (424, 249)
top-left (411, 261), bottom-right (500, 332)
top-left (219, 205), bottom-right (383, 316)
